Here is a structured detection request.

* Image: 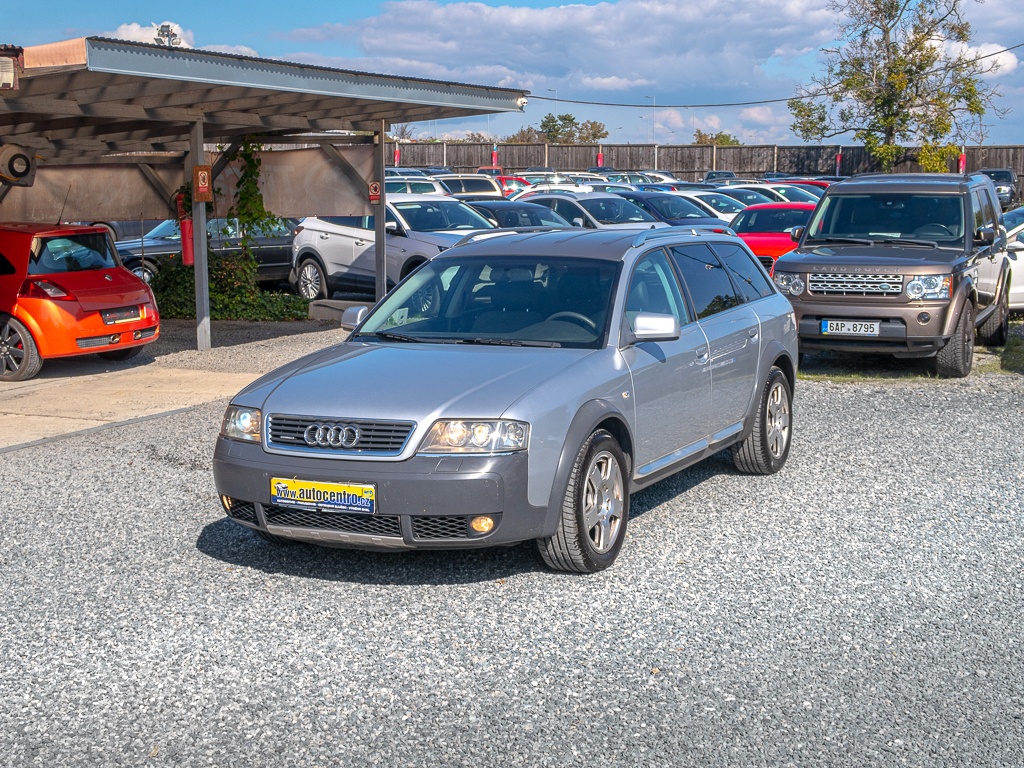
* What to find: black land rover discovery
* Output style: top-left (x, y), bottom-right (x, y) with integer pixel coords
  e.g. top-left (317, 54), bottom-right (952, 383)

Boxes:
top-left (772, 172), bottom-right (1012, 378)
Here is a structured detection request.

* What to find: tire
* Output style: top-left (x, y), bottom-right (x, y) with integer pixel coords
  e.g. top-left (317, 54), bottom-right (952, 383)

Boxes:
top-left (0, 316), bottom-right (43, 382)
top-left (129, 260), bottom-right (158, 284)
top-left (537, 429), bottom-right (628, 573)
top-left (296, 258), bottom-right (327, 300)
top-left (97, 346), bottom-right (143, 362)
top-left (978, 288), bottom-right (1009, 347)
top-left (732, 366), bottom-right (792, 475)
top-left (934, 302), bottom-right (974, 378)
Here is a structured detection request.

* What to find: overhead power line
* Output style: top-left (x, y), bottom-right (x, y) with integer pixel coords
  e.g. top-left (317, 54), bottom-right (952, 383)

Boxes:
top-left (530, 40), bottom-right (1024, 111)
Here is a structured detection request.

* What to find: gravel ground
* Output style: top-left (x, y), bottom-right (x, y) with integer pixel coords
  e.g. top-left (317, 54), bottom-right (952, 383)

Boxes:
top-left (2, 320), bottom-right (1023, 767)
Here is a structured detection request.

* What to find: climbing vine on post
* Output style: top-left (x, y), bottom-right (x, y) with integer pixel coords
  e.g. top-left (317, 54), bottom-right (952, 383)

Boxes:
top-left (224, 137), bottom-right (282, 256)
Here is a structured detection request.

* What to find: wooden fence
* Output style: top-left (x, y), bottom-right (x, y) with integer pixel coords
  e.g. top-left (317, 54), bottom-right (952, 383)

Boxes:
top-left (389, 142), bottom-right (1024, 180)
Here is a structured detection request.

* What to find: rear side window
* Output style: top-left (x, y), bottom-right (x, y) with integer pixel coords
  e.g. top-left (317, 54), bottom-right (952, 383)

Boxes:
top-left (711, 242), bottom-right (775, 301)
top-left (320, 215), bottom-right (369, 229)
top-left (669, 243), bottom-right (743, 318)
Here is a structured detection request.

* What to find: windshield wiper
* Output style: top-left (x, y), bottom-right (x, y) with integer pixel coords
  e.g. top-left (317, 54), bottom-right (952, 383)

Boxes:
top-left (366, 330), bottom-right (424, 343)
top-left (807, 236), bottom-right (875, 246)
top-left (459, 337), bottom-right (561, 348)
top-left (877, 238), bottom-right (938, 248)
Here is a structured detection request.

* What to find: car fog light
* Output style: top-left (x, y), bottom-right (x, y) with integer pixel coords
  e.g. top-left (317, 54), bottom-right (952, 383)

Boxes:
top-left (220, 495), bottom-right (233, 512)
top-left (470, 516), bottom-right (495, 533)
top-left (109, 334), bottom-right (120, 344)
top-left (918, 312), bottom-right (931, 324)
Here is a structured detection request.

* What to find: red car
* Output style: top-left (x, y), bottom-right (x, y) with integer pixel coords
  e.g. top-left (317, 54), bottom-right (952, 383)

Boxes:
top-left (0, 222), bottom-right (160, 381)
top-left (496, 175), bottom-right (530, 197)
top-left (729, 202), bottom-right (816, 273)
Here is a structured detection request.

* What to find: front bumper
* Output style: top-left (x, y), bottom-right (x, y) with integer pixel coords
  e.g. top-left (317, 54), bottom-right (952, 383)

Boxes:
top-left (213, 437), bottom-right (549, 550)
top-left (792, 299), bottom-right (953, 357)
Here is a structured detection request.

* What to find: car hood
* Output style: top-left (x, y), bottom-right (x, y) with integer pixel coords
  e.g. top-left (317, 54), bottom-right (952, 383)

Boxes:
top-left (776, 242), bottom-right (964, 271)
top-left (738, 233), bottom-right (798, 258)
top-left (241, 342), bottom-right (596, 422)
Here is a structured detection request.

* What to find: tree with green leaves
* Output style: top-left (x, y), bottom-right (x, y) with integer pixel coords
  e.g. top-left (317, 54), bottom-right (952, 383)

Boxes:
top-left (537, 113), bottom-right (609, 144)
top-left (693, 129), bottom-right (741, 146)
top-left (788, 0), bottom-right (1001, 171)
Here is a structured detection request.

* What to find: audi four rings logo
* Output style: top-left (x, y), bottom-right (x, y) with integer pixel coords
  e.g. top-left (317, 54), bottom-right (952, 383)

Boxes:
top-left (304, 423), bottom-right (361, 448)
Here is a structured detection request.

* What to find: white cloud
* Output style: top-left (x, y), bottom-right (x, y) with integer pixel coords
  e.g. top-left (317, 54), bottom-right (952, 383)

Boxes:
top-left (105, 21), bottom-right (195, 48)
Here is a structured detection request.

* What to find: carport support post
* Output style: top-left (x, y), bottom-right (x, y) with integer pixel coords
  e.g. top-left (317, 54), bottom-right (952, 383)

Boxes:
top-left (190, 121), bottom-right (211, 351)
top-left (374, 121), bottom-right (388, 302)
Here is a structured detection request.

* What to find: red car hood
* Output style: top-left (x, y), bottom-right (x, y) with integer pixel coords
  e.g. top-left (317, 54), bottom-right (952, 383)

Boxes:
top-left (738, 233), bottom-right (797, 260)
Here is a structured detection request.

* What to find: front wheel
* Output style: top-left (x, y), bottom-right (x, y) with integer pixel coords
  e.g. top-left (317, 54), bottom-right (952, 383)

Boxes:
top-left (0, 316), bottom-right (43, 382)
top-left (732, 366), bottom-right (792, 475)
top-left (537, 430), bottom-right (628, 573)
top-left (129, 260), bottom-right (158, 284)
top-left (296, 258), bottom-right (327, 300)
top-left (934, 302), bottom-right (974, 378)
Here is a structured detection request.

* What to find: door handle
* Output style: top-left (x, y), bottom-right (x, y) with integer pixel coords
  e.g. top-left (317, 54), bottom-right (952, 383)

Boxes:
top-left (695, 347), bottom-right (709, 364)
top-left (319, 233), bottom-right (329, 239)
top-left (747, 328), bottom-right (759, 340)
top-left (355, 240), bottom-right (367, 246)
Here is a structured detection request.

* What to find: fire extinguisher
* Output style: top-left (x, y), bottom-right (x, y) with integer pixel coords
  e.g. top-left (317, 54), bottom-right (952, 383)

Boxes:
top-left (176, 193), bottom-right (194, 267)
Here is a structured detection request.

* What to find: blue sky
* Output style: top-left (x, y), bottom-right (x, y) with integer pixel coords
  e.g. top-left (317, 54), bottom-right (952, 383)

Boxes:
top-left (7, 0), bottom-right (1024, 145)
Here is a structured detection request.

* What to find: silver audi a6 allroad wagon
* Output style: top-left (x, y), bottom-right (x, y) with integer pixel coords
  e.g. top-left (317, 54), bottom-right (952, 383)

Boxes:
top-left (214, 227), bottom-right (798, 572)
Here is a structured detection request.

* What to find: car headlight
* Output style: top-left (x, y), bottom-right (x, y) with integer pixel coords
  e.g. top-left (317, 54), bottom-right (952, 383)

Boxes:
top-left (221, 405), bottom-right (262, 442)
top-left (773, 271), bottom-right (805, 296)
top-left (419, 420), bottom-right (529, 454)
top-left (905, 274), bottom-right (951, 300)
top-left (996, 185), bottom-right (1010, 193)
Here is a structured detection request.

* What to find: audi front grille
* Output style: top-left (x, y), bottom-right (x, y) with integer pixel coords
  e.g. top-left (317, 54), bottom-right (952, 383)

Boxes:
top-left (267, 414), bottom-right (415, 455)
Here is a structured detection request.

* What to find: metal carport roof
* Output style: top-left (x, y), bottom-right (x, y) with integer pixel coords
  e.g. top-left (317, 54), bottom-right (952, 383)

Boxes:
top-left (0, 37), bottom-right (528, 349)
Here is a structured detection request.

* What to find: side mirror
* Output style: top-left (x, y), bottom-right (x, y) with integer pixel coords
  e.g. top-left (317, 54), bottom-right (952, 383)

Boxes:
top-left (385, 221), bottom-right (399, 234)
top-left (975, 226), bottom-right (996, 245)
top-left (631, 312), bottom-right (681, 343)
top-left (790, 226), bottom-right (805, 243)
top-left (341, 306), bottom-right (369, 330)
top-left (572, 218), bottom-right (585, 228)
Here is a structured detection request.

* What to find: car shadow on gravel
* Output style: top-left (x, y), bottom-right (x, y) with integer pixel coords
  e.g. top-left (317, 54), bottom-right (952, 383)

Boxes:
top-left (196, 518), bottom-right (543, 585)
top-left (195, 454), bottom-right (737, 584)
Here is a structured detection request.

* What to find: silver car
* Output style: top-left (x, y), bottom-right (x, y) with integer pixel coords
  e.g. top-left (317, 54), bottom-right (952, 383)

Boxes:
top-left (215, 228), bottom-right (798, 572)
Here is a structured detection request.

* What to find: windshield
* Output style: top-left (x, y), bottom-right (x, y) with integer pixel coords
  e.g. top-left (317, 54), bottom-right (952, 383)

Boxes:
top-left (1003, 206), bottom-right (1024, 231)
top-left (721, 189), bottom-right (775, 206)
top-left (30, 233), bottom-right (120, 274)
top-left (807, 193), bottom-right (966, 244)
top-left (578, 197), bottom-right (657, 224)
top-left (353, 255), bottom-right (621, 349)
top-left (393, 200), bottom-right (495, 231)
top-left (731, 206), bottom-right (813, 234)
top-left (641, 195), bottom-right (714, 220)
top-left (476, 204), bottom-right (571, 228)
top-left (146, 219), bottom-right (182, 240)
top-left (692, 193), bottom-right (745, 214)
top-left (983, 170), bottom-right (1013, 183)
top-left (768, 185), bottom-right (819, 203)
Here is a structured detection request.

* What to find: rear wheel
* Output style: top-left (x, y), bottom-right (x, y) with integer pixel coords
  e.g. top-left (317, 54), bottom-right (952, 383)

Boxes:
top-left (978, 289), bottom-right (1009, 347)
top-left (934, 302), bottom-right (974, 378)
top-left (732, 366), bottom-right (792, 475)
top-left (0, 317), bottom-right (43, 382)
top-left (129, 260), bottom-right (158, 284)
top-left (296, 258), bottom-right (327, 300)
top-left (538, 430), bottom-right (628, 573)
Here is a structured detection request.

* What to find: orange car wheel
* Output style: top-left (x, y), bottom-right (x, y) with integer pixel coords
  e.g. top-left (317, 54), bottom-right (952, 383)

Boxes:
top-left (0, 316), bottom-right (44, 381)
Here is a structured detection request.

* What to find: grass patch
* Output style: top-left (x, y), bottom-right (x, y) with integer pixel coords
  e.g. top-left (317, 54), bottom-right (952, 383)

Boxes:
top-left (797, 318), bottom-right (1024, 382)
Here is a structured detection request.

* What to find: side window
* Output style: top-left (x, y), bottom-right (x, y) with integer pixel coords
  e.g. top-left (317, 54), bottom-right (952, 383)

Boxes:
top-left (971, 191), bottom-right (986, 233)
top-left (711, 242), bottom-right (775, 302)
top-left (980, 189), bottom-right (999, 229)
top-left (624, 249), bottom-right (690, 331)
top-left (669, 243), bottom-right (743, 319)
top-left (0, 253), bottom-right (15, 276)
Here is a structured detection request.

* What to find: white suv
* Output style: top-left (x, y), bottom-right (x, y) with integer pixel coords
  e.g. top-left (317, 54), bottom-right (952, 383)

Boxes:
top-left (289, 193), bottom-right (495, 299)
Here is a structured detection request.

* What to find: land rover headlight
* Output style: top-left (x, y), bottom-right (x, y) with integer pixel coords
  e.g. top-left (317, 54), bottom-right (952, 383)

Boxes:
top-left (221, 406), bottom-right (262, 442)
top-left (420, 420), bottom-right (529, 453)
top-left (905, 274), bottom-right (951, 300)
top-left (773, 271), bottom-right (805, 296)
top-left (996, 185), bottom-right (1010, 193)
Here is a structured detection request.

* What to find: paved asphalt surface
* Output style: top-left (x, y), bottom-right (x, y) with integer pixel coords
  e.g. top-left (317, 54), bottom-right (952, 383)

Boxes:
top-left (2, 319), bottom-right (1023, 766)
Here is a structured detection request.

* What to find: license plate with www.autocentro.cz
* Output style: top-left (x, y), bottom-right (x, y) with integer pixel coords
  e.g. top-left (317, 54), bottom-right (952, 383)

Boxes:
top-left (821, 319), bottom-right (880, 336)
top-left (270, 477), bottom-right (376, 514)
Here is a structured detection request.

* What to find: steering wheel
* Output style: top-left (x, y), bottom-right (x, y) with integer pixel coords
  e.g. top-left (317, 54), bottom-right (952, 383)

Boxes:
top-left (915, 224), bottom-right (953, 237)
top-left (546, 311), bottom-right (597, 330)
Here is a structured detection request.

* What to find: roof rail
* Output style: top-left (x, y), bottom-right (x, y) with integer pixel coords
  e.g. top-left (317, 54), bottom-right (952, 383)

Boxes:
top-left (631, 224), bottom-right (736, 247)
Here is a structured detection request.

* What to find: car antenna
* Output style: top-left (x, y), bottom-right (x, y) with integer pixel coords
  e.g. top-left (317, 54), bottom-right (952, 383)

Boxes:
top-left (55, 184), bottom-right (72, 225)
